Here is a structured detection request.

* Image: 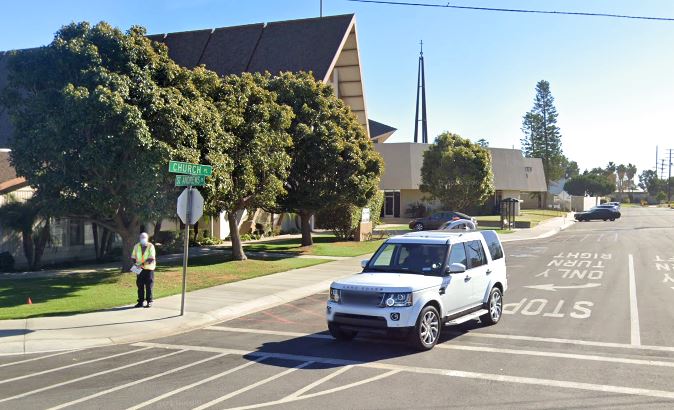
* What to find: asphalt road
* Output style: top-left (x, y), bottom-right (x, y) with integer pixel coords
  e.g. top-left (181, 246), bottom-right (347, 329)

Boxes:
top-left (2, 207), bottom-right (674, 409)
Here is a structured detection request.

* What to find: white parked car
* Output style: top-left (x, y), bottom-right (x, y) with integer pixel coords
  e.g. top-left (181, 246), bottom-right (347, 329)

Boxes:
top-left (326, 230), bottom-right (507, 350)
top-left (439, 219), bottom-right (477, 231)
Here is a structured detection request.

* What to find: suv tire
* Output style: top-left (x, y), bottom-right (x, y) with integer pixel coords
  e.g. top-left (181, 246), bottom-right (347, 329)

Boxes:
top-left (481, 287), bottom-right (503, 325)
top-left (328, 322), bottom-right (357, 341)
top-left (413, 223), bottom-right (424, 231)
top-left (409, 305), bottom-right (441, 351)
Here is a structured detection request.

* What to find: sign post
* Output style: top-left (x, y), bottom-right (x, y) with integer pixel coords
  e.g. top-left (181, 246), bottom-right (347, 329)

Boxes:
top-left (180, 186), bottom-right (192, 316)
top-left (171, 160), bottom-right (209, 316)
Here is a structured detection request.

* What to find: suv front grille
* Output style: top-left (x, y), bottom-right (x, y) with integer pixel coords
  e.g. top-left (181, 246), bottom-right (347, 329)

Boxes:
top-left (340, 290), bottom-right (384, 307)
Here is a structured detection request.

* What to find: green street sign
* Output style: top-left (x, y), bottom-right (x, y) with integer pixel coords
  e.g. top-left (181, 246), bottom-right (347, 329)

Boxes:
top-left (175, 175), bottom-right (206, 186)
top-left (168, 160), bottom-right (213, 176)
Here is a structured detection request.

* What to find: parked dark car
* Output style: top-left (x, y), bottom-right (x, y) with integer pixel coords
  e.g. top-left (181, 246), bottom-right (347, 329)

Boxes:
top-left (408, 211), bottom-right (476, 231)
top-left (574, 207), bottom-right (621, 222)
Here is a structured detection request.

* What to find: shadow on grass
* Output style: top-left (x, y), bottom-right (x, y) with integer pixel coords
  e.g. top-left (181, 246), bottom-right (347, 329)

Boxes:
top-left (243, 235), bottom-right (343, 254)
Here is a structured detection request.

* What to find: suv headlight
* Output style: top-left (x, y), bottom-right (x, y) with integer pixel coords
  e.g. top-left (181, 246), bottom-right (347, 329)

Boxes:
top-left (383, 292), bottom-right (413, 307)
top-left (329, 288), bottom-right (341, 303)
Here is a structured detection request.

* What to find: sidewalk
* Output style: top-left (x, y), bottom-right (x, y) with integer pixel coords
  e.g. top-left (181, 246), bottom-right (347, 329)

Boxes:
top-left (0, 256), bottom-right (363, 355)
top-left (500, 212), bottom-right (575, 243)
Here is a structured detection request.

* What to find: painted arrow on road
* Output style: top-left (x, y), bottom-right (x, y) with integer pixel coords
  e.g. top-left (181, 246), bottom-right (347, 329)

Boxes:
top-left (524, 283), bottom-right (602, 292)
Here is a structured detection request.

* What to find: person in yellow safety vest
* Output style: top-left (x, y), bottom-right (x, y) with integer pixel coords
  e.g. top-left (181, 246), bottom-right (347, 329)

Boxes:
top-left (131, 232), bottom-right (157, 308)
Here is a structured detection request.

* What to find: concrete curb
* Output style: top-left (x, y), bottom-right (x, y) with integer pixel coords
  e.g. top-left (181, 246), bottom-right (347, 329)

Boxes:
top-left (0, 278), bottom-right (338, 356)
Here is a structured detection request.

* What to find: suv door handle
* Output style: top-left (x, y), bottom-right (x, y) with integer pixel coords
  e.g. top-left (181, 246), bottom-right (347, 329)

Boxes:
top-left (486, 269), bottom-right (492, 275)
top-left (464, 275), bottom-right (471, 282)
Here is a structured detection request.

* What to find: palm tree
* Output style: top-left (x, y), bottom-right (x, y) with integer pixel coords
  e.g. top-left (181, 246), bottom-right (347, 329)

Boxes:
top-left (0, 196), bottom-right (50, 270)
top-left (626, 163), bottom-right (637, 195)
top-left (616, 164), bottom-right (627, 199)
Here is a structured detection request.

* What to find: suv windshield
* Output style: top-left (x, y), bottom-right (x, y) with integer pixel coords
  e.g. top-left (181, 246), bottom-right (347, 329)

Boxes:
top-left (365, 243), bottom-right (447, 276)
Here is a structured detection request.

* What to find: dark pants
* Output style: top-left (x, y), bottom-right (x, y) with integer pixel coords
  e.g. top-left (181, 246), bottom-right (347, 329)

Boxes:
top-left (136, 269), bottom-right (154, 303)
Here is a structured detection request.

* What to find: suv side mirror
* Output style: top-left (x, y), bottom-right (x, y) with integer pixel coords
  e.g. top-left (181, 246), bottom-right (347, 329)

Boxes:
top-left (360, 259), bottom-right (369, 269)
top-left (447, 263), bottom-right (466, 274)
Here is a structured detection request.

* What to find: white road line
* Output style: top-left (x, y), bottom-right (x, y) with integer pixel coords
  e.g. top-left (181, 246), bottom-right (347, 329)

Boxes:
top-left (283, 365), bottom-right (354, 400)
top-left (0, 350), bottom-right (74, 368)
top-left (629, 254), bottom-right (641, 346)
top-left (597, 234), bottom-right (604, 242)
top-left (206, 326), bottom-right (332, 339)
top-left (225, 369), bottom-right (400, 410)
top-left (47, 353), bottom-right (229, 410)
top-left (436, 344), bottom-right (674, 368)
top-left (126, 356), bottom-right (269, 410)
top-left (192, 361), bottom-right (313, 410)
top-left (580, 234), bottom-right (590, 242)
top-left (204, 325), bottom-right (674, 354)
top-left (0, 349), bottom-right (185, 404)
top-left (0, 347), bottom-right (151, 385)
top-left (133, 342), bottom-right (674, 402)
top-left (460, 332), bottom-right (674, 353)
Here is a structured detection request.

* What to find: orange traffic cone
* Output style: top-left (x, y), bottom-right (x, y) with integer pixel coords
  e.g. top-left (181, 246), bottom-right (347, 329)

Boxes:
top-left (27, 297), bottom-right (32, 305)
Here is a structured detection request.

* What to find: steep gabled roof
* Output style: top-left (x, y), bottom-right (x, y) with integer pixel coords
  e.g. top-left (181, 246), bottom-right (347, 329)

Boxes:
top-left (369, 119), bottom-right (397, 142)
top-left (149, 14), bottom-right (354, 81)
top-left (0, 14), bottom-right (371, 147)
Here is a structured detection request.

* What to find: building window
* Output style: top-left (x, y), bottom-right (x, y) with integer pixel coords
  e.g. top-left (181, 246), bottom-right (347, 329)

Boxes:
top-left (525, 166), bottom-right (533, 173)
top-left (50, 218), bottom-right (66, 247)
top-left (383, 191), bottom-right (400, 218)
top-left (69, 220), bottom-right (85, 246)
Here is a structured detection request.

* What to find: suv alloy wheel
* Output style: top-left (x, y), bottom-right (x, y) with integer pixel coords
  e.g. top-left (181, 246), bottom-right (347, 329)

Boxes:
top-left (413, 222), bottom-right (424, 231)
top-left (410, 305), bottom-right (441, 350)
top-left (481, 287), bottom-right (503, 325)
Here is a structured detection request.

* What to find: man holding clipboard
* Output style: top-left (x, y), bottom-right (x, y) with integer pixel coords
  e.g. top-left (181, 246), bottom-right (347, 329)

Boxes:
top-left (131, 232), bottom-right (157, 308)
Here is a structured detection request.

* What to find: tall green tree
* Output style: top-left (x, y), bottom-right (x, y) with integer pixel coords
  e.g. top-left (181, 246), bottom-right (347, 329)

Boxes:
top-left (564, 174), bottom-right (614, 197)
top-left (521, 80), bottom-right (565, 197)
top-left (616, 164), bottom-right (627, 196)
top-left (201, 71), bottom-right (293, 260)
top-left (476, 138), bottom-right (489, 148)
top-left (562, 158), bottom-right (580, 179)
top-left (420, 132), bottom-right (495, 210)
top-left (268, 72), bottom-right (383, 246)
top-left (1, 22), bottom-right (223, 269)
top-left (626, 163), bottom-right (637, 193)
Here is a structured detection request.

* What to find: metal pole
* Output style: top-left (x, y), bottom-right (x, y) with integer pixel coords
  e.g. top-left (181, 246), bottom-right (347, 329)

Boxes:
top-left (320, 0), bottom-right (323, 17)
top-left (180, 186), bottom-right (192, 316)
top-left (667, 148), bottom-right (674, 206)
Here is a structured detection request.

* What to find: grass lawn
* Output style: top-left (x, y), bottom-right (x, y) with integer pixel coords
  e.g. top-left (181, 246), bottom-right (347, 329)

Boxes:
top-left (374, 224), bottom-right (411, 231)
top-left (476, 209), bottom-right (566, 226)
top-left (244, 234), bottom-right (385, 257)
top-left (0, 255), bottom-right (327, 320)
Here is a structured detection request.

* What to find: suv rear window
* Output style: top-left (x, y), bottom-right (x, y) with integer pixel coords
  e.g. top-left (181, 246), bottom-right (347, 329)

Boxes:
top-left (480, 231), bottom-right (504, 260)
top-left (465, 240), bottom-right (487, 268)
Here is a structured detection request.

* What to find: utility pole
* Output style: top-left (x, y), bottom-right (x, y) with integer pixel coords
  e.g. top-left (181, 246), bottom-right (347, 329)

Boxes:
top-left (667, 148), bottom-right (674, 205)
top-left (413, 40), bottom-right (428, 144)
top-left (320, 0), bottom-right (323, 17)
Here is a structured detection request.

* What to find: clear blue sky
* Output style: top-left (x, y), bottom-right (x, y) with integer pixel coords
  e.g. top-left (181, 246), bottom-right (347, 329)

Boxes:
top-left (2, 0), bottom-right (674, 176)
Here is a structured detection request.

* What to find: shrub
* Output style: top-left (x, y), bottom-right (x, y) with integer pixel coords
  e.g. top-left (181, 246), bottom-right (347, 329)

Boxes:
top-left (316, 191), bottom-right (384, 240)
top-left (405, 202), bottom-right (429, 218)
top-left (0, 252), bottom-right (15, 272)
top-left (656, 192), bottom-right (667, 203)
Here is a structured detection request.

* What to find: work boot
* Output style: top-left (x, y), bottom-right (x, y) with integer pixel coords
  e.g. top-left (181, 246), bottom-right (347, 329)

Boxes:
top-left (134, 302), bottom-right (143, 308)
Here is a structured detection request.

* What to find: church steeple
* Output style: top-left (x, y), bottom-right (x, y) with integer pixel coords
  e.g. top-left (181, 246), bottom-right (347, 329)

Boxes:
top-left (414, 40), bottom-right (428, 144)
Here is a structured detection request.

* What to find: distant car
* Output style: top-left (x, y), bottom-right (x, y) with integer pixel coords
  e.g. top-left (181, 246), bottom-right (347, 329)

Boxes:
top-left (607, 202), bottom-right (621, 209)
top-left (439, 219), bottom-right (477, 231)
top-left (575, 206), bottom-right (621, 222)
top-left (409, 211), bottom-right (477, 231)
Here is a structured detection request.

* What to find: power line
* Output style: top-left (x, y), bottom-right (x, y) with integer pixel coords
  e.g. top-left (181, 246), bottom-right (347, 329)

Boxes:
top-left (347, 0), bottom-right (674, 22)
